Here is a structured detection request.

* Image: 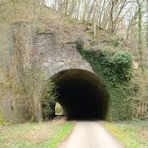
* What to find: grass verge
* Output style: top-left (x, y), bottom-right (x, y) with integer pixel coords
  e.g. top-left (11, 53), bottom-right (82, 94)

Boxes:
top-left (105, 120), bottom-right (148, 148)
top-left (0, 120), bottom-right (74, 148)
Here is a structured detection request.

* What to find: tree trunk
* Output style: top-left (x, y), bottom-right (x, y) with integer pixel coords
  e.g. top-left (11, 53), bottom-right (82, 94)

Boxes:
top-left (146, 0), bottom-right (148, 47)
top-left (137, 0), bottom-right (143, 70)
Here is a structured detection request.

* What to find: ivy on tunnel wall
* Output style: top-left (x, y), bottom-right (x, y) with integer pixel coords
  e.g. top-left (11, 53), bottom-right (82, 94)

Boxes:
top-left (76, 41), bottom-right (134, 121)
top-left (41, 81), bottom-right (58, 120)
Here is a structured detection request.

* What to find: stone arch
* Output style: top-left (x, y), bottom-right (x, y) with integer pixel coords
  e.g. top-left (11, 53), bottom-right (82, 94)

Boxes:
top-left (45, 68), bottom-right (110, 120)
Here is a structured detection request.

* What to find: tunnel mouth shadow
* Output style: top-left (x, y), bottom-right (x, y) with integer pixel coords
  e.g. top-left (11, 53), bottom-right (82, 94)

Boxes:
top-left (54, 115), bottom-right (103, 121)
top-left (52, 69), bottom-right (109, 121)
top-left (67, 116), bottom-right (104, 121)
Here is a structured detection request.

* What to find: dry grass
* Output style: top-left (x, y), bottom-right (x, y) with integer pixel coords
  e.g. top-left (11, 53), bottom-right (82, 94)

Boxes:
top-left (138, 128), bottom-right (148, 142)
top-left (105, 120), bottom-right (148, 148)
top-left (0, 120), bottom-right (74, 148)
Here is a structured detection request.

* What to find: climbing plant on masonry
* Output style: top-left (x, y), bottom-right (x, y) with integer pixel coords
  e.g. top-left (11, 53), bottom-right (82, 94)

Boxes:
top-left (76, 40), bottom-right (134, 120)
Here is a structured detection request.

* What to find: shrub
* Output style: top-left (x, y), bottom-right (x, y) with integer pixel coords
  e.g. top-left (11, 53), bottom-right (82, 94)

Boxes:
top-left (41, 81), bottom-right (58, 120)
top-left (0, 112), bottom-right (4, 125)
top-left (77, 44), bottom-right (133, 120)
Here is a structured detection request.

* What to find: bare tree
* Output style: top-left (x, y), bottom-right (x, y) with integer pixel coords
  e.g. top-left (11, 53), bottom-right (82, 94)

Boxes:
top-left (146, 0), bottom-right (148, 47)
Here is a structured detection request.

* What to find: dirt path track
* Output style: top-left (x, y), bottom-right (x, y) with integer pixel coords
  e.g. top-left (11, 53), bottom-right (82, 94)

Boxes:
top-left (59, 121), bottom-right (123, 148)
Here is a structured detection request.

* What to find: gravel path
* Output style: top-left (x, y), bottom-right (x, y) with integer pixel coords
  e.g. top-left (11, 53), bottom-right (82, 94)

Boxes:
top-left (59, 121), bottom-right (123, 148)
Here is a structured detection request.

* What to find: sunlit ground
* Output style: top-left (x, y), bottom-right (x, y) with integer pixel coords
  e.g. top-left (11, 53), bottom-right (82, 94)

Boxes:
top-left (105, 120), bottom-right (148, 148)
top-left (0, 120), bottom-right (74, 148)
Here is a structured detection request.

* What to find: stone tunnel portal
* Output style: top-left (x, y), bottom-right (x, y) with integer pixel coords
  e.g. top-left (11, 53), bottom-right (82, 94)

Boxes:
top-left (52, 69), bottom-right (109, 120)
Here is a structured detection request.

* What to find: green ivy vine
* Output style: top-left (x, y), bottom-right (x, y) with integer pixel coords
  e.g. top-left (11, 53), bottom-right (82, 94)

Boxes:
top-left (76, 41), bottom-right (134, 120)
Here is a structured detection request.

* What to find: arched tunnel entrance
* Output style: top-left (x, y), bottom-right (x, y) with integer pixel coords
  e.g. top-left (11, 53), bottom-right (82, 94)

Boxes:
top-left (52, 69), bottom-right (109, 120)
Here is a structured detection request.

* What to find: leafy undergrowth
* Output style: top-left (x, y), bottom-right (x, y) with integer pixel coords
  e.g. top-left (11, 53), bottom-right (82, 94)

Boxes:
top-left (105, 120), bottom-right (148, 148)
top-left (0, 120), bottom-right (74, 148)
top-left (0, 113), bottom-right (4, 126)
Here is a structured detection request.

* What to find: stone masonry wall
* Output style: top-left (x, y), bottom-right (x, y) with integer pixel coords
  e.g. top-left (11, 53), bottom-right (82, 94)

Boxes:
top-left (0, 22), bottom-right (94, 122)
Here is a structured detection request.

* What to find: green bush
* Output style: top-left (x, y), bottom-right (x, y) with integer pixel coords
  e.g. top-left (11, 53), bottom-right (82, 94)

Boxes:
top-left (41, 81), bottom-right (58, 120)
top-left (0, 112), bottom-right (4, 125)
top-left (80, 48), bottom-right (132, 84)
top-left (77, 45), bottom-right (133, 120)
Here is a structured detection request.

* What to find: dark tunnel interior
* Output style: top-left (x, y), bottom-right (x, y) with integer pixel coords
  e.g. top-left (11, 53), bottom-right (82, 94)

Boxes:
top-left (52, 69), bottom-right (109, 120)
